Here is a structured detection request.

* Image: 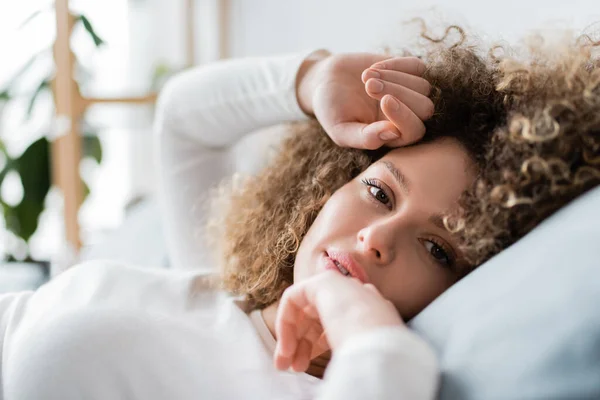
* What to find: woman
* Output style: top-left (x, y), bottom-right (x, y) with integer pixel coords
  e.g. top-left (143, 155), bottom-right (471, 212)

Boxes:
top-left (158, 24), bottom-right (598, 397)
top-left (0, 27), bottom-right (597, 400)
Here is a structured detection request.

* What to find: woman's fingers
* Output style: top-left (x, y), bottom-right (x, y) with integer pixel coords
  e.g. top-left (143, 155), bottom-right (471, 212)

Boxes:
top-left (361, 68), bottom-right (431, 96)
top-left (291, 338), bottom-right (312, 372)
top-left (360, 56), bottom-right (433, 139)
top-left (289, 323), bottom-right (325, 372)
top-left (381, 95), bottom-right (426, 144)
top-left (274, 294), bottom-right (303, 360)
top-left (370, 56), bottom-right (426, 76)
top-left (365, 78), bottom-right (434, 121)
top-left (274, 271), bottom-right (405, 373)
top-left (327, 121), bottom-right (399, 150)
top-left (360, 95), bottom-right (426, 146)
top-left (275, 285), bottom-right (317, 368)
top-left (327, 97), bottom-right (426, 149)
top-left (274, 301), bottom-right (326, 371)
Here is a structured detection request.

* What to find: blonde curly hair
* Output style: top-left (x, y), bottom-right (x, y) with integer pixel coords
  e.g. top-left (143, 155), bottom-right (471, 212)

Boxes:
top-left (206, 26), bottom-right (600, 310)
top-left (456, 32), bottom-right (600, 265)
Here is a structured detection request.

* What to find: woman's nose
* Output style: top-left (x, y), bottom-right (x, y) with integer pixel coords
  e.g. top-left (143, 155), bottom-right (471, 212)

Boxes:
top-left (357, 223), bottom-right (396, 265)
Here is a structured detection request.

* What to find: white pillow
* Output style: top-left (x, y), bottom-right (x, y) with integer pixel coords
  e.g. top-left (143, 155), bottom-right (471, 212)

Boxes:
top-left (410, 185), bottom-right (600, 399)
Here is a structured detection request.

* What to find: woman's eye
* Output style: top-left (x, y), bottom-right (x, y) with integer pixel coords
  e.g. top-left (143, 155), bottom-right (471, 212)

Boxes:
top-left (423, 240), bottom-right (452, 266)
top-left (361, 178), bottom-right (390, 206)
top-left (368, 186), bottom-right (389, 204)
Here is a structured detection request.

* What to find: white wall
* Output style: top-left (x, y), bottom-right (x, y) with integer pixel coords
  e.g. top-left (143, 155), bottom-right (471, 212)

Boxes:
top-left (225, 0), bottom-right (600, 56)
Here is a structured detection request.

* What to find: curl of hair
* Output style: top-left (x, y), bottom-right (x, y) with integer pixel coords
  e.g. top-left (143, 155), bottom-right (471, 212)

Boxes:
top-left (456, 33), bottom-right (600, 265)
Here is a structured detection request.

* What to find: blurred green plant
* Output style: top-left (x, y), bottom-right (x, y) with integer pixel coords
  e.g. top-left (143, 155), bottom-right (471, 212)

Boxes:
top-left (0, 9), bottom-right (104, 262)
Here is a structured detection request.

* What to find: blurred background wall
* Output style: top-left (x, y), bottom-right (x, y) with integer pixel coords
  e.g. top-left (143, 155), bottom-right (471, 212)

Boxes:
top-left (0, 0), bottom-right (598, 268)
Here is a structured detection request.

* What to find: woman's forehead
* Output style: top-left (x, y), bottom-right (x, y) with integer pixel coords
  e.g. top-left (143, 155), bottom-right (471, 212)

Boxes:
top-left (372, 139), bottom-right (475, 205)
top-left (381, 138), bottom-right (474, 175)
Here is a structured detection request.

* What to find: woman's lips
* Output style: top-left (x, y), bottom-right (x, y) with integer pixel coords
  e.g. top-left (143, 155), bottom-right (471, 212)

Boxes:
top-left (322, 251), bottom-right (370, 284)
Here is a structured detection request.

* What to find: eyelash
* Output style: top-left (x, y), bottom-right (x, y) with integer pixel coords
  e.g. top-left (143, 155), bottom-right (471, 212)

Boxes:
top-left (361, 178), bottom-right (391, 209)
top-left (360, 177), bottom-right (456, 268)
top-left (421, 237), bottom-right (455, 268)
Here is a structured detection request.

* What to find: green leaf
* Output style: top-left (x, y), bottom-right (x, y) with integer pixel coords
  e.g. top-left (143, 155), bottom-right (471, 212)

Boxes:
top-left (0, 133), bottom-right (103, 244)
top-left (82, 135), bottom-right (102, 164)
top-left (77, 15), bottom-right (105, 47)
top-left (17, 138), bottom-right (51, 205)
top-left (26, 79), bottom-right (51, 117)
top-left (81, 135), bottom-right (101, 201)
top-left (82, 179), bottom-right (90, 200)
top-left (6, 138), bottom-right (52, 242)
top-left (3, 197), bottom-right (45, 244)
top-left (0, 90), bottom-right (9, 102)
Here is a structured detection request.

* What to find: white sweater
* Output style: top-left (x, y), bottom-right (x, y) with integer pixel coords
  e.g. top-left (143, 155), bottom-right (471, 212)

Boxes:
top-left (0, 53), bottom-right (439, 400)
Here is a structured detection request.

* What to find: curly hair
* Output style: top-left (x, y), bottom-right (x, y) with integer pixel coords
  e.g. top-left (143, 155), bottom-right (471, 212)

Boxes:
top-left (206, 26), bottom-right (600, 310)
top-left (455, 32), bottom-right (600, 265)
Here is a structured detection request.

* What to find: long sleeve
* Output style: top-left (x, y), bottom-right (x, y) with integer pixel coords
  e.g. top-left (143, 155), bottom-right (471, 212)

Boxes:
top-left (318, 326), bottom-right (440, 400)
top-left (0, 291), bottom-right (34, 398)
top-left (153, 53), bottom-right (311, 271)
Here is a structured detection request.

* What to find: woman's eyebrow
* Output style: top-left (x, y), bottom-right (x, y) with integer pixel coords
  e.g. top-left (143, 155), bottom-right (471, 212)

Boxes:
top-left (381, 160), bottom-right (410, 195)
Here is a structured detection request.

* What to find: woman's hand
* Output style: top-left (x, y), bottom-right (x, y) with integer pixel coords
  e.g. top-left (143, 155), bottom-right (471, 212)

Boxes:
top-left (297, 52), bottom-right (434, 150)
top-left (273, 270), bottom-right (404, 373)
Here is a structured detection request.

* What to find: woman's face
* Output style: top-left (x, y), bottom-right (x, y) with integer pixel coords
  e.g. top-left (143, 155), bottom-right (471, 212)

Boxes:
top-left (294, 138), bottom-right (475, 320)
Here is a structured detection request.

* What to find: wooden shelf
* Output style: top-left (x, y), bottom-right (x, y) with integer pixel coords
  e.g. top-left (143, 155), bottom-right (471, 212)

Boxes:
top-left (52, 0), bottom-right (229, 256)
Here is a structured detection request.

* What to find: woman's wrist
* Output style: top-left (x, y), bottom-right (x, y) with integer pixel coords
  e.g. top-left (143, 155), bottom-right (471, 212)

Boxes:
top-left (296, 49), bottom-right (331, 116)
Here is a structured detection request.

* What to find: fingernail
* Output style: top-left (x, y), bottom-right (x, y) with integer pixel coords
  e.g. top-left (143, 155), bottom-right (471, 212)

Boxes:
top-left (385, 95), bottom-right (400, 111)
top-left (379, 131), bottom-right (399, 141)
top-left (368, 79), bottom-right (384, 93)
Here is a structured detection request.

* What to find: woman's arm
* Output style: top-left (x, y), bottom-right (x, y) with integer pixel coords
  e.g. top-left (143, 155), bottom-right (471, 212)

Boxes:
top-left (154, 53), bottom-right (315, 270)
top-left (153, 51), bottom-right (432, 270)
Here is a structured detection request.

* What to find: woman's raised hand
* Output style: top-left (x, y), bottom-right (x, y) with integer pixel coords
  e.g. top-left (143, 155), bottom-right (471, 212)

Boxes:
top-left (273, 270), bottom-right (404, 373)
top-left (297, 52), bottom-right (433, 150)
